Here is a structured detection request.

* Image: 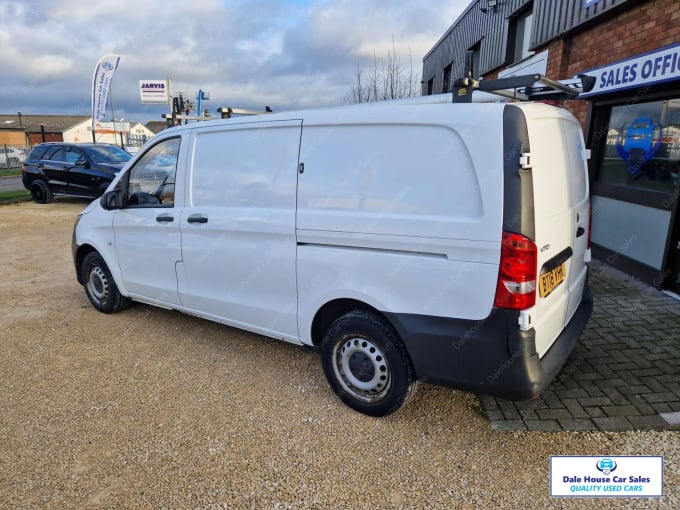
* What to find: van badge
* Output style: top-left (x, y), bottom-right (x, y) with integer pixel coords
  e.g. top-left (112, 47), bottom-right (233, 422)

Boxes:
top-left (541, 244), bottom-right (550, 252)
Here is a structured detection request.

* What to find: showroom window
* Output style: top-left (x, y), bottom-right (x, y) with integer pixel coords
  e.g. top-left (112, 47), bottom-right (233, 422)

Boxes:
top-left (595, 98), bottom-right (680, 194)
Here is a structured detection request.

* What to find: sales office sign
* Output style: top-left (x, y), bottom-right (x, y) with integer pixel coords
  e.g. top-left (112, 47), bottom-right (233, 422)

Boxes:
top-left (579, 42), bottom-right (680, 97)
top-left (550, 456), bottom-right (663, 497)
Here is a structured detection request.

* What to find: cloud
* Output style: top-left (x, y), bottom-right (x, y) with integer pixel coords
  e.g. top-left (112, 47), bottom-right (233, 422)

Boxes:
top-left (0, 0), bottom-right (468, 122)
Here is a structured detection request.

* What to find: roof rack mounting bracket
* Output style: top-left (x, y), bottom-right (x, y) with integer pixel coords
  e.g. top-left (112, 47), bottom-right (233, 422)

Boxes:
top-left (451, 51), bottom-right (592, 103)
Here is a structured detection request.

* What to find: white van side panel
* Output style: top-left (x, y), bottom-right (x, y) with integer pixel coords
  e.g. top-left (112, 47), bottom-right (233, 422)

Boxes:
top-left (178, 121), bottom-right (302, 341)
top-left (296, 106), bottom-right (506, 342)
top-left (297, 124), bottom-right (483, 238)
top-left (297, 244), bottom-right (500, 344)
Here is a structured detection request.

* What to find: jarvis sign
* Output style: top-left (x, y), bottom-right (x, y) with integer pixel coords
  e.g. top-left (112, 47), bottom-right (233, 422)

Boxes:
top-left (580, 42), bottom-right (680, 97)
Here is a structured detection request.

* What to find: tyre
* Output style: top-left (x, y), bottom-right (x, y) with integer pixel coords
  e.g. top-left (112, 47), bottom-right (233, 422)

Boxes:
top-left (30, 180), bottom-right (53, 204)
top-left (80, 252), bottom-right (130, 313)
top-left (321, 310), bottom-right (415, 416)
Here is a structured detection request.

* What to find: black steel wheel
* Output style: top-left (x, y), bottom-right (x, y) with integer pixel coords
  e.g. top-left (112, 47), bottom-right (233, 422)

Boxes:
top-left (321, 310), bottom-right (415, 416)
top-left (80, 252), bottom-right (130, 313)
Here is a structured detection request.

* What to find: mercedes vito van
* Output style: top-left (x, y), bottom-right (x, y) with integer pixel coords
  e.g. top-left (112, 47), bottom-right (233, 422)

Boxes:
top-left (72, 99), bottom-right (592, 416)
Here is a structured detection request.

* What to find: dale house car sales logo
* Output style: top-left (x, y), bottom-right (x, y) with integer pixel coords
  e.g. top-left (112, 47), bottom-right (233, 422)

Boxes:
top-left (550, 456), bottom-right (663, 498)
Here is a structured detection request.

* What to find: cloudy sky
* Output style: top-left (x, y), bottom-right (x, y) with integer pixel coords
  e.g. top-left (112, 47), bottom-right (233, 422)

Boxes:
top-left (0, 0), bottom-right (469, 124)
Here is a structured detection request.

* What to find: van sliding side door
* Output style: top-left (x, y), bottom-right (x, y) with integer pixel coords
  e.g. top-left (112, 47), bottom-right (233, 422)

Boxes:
top-left (178, 120), bottom-right (303, 343)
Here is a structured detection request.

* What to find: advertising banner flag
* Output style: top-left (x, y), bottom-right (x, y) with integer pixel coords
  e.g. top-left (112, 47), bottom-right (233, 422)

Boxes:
top-left (91, 54), bottom-right (120, 135)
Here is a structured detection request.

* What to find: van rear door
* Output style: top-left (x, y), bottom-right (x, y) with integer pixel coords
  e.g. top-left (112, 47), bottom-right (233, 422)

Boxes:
top-left (516, 103), bottom-right (590, 358)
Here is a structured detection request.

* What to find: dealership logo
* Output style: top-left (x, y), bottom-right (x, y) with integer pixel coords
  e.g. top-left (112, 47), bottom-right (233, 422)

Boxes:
top-left (596, 458), bottom-right (617, 475)
top-left (102, 61), bottom-right (114, 71)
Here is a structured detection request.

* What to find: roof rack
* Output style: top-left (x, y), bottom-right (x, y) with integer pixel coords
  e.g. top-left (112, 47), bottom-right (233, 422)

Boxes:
top-left (163, 106), bottom-right (273, 127)
top-left (216, 106), bottom-right (273, 119)
top-left (452, 51), bottom-right (595, 103)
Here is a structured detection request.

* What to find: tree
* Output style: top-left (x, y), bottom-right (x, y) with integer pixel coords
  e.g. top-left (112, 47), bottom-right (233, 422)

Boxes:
top-left (345, 40), bottom-right (420, 104)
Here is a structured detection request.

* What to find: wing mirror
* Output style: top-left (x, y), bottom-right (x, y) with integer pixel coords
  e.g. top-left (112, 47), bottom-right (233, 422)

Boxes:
top-left (100, 190), bottom-right (125, 210)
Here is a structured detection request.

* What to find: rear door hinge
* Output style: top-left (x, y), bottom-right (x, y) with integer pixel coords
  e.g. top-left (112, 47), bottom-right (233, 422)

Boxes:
top-left (519, 153), bottom-right (532, 169)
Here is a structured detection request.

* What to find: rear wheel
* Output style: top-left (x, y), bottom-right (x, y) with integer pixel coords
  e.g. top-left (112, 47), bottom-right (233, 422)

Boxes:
top-left (80, 252), bottom-right (130, 313)
top-left (30, 180), bottom-right (53, 204)
top-left (321, 310), bottom-right (415, 416)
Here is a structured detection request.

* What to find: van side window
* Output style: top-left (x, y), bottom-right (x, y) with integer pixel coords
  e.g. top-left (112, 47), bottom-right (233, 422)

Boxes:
top-left (126, 138), bottom-right (179, 207)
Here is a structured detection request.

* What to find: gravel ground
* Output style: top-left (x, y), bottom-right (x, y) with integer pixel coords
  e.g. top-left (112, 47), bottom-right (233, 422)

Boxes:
top-left (0, 200), bottom-right (678, 509)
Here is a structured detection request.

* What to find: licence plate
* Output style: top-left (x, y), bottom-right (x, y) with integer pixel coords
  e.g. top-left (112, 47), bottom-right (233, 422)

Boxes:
top-left (539, 263), bottom-right (566, 298)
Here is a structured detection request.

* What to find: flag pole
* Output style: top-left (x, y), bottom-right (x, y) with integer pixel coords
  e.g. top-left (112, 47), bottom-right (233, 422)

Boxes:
top-left (109, 83), bottom-right (117, 147)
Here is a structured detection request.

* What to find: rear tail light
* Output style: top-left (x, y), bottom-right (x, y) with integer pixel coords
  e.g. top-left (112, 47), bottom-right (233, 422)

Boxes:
top-left (587, 204), bottom-right (593, 250)
top-left (494, 231), bottom-right (537, 310)
top-left (21, 163), bottom-right (26, 173)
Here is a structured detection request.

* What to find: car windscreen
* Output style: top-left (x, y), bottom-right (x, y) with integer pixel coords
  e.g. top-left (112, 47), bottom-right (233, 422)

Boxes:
top-left (82, 145), bottom-right (131, 163)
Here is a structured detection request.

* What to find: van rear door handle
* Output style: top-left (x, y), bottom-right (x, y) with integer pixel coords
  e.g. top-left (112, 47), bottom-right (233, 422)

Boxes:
top-left (576, 227), bottom-right (585, 237)
top-left (187, 214), bottom-right (208, 224)
top-left (156, 214), bottom-right (174, 223)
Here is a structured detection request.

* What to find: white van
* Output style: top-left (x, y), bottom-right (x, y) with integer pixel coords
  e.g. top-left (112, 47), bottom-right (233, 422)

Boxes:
top-left (72, 99), bottom-right (593, 416)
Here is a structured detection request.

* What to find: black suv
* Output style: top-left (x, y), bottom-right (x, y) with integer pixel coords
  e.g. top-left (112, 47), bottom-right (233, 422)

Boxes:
top-left (22, 142), bottom-right (131, 203)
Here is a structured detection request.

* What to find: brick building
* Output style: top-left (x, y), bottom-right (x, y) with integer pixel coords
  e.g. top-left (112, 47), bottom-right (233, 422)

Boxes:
top-left (422, 0), bottom-right (680, 295)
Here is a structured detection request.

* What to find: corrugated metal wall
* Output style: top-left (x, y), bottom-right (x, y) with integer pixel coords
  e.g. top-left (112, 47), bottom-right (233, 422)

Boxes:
top-left (422, 0), bottom-right (638, 95)
top-left (532, 0), bottom-right (635, 47)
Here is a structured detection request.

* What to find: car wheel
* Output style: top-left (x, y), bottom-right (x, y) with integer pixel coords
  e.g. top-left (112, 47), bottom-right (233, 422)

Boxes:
top-left (321, 310), bottom-right (415, 416)
top-left (30, 180), bottom-right (53, 204)
top-left (80, 252), bottom-right (130, 313)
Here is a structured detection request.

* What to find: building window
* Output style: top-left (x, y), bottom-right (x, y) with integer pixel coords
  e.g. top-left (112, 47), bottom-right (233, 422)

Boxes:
top-left (426, 77), bottom-right (434, 95)
top-left (442, 63), bottom-right (452, 93)
top-left (509, 7), bottom-right (534, 63)
top-left (596, 99), bottom-right (680, 194)
top-left (469, 41), bottom-right (481, 79)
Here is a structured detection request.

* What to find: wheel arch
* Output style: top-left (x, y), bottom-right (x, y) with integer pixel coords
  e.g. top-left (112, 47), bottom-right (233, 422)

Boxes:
top-left (310, 298), bottom-right (398, 348)
top-left (74, 243), bottom-right (125, 297)
top-left (74, 243), bottom-right (98, 285)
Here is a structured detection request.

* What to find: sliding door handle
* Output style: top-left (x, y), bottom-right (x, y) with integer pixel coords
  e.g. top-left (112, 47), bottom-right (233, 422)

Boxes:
top-left (187, 214), bottom-right (208, 224)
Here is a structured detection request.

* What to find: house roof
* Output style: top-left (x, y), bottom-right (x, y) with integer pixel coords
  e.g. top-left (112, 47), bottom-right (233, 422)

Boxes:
top-left (0, 114), bottom-right (90, 133)
top-left (145, 121), bottom-right (168, 135)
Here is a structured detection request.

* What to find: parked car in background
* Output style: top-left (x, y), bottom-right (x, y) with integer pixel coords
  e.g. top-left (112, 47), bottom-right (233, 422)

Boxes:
top-left (0, 146), bottom-right (27, 168)
top-left (22, 142), bottom-right (131, 203)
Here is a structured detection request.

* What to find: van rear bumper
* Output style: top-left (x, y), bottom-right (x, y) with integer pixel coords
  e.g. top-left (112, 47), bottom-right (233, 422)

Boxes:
top-left (385, 284), bottom-right (593, 401)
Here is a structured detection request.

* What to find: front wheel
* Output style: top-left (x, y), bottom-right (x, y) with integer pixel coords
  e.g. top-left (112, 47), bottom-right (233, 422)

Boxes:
top-left (80, 252), bottom-right (130, 313)
top-left (321, 310), bottom-right (415, 416)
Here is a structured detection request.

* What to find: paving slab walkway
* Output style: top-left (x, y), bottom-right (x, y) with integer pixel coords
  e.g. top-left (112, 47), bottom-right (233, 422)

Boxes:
top-left (481, 259), bottom-right (680, 432)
